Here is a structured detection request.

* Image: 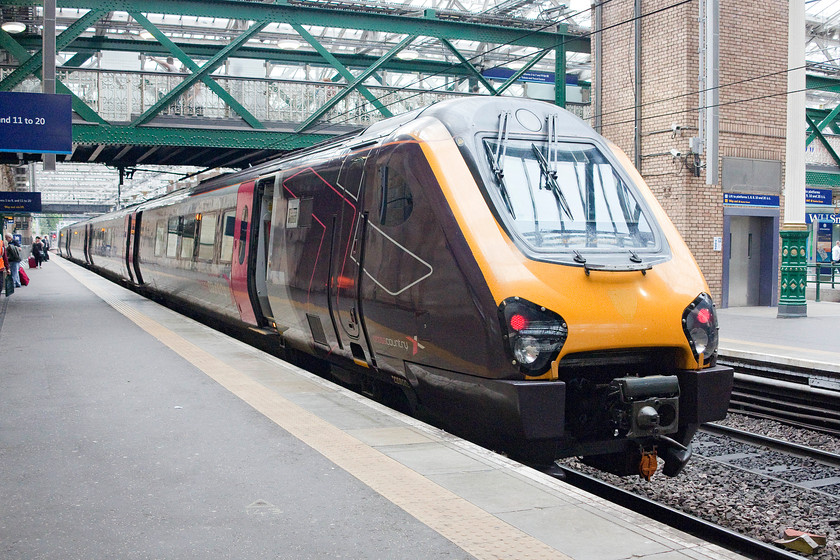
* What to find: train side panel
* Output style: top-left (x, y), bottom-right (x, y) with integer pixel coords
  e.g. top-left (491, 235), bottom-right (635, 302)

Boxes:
top-left (135, 187), bottom-right (245, 323)
top-left (86, 212), bottom-right (132, 282)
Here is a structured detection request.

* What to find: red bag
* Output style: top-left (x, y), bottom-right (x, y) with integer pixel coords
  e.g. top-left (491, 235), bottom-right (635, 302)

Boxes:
top-left (19, 268), bottom-right (29, 286)
top-left (28, 256), bottom-right (36, 269)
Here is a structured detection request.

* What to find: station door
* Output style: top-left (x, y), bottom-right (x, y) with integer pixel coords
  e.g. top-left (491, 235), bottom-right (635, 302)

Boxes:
top-left (726, 215), bottom-right (775, 307)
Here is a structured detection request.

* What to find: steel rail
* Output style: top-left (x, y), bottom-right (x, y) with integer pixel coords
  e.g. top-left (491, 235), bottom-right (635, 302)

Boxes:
top-left (700, 423), bottom-right (840, 468)
top-left (728, 372), bottom-right (840, 436)
top-left (550, 466), bottom-right (805, 560)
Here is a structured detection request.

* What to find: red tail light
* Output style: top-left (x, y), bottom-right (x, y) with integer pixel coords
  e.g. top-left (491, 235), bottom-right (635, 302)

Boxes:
top-left (510, 314), bottom-right (529, 331)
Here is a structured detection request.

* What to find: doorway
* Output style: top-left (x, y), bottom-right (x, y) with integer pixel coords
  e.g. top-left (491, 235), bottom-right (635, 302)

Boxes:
top-left (723, 211), bottom-right (778, 307)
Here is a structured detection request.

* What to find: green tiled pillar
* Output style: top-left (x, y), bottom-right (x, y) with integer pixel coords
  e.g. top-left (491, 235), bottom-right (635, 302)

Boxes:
top-left (778, 224), bottom-right (808, 318)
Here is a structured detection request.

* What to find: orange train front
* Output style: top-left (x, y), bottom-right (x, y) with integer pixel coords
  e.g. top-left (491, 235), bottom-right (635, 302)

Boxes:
top-left (61, 97), bottom-right (733, 479)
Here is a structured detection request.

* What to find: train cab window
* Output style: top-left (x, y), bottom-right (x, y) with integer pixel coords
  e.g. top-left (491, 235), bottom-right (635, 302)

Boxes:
top-left (166, 216), bottom-right (179, 258)
top-left (483, 139), bottom-right (659, 255)
top-left (375, 163), bottom-right (413, 227)
top-left (154, 222), bottom-right (166, 257)
top-left (219, 210), bottom-right (236, 264)
top-left (181, 215), bottom-right (197, 260)
top-left (197, 212), bottom-right (217, 261)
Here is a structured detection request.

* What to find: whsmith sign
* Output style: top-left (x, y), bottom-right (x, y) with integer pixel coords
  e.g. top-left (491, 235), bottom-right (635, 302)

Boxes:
top-left (0, 92), bottom-right (72, 154)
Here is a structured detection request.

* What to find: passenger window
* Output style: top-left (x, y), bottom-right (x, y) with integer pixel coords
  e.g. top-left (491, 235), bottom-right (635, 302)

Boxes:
top-left (377, 163), bottom-right (413, 227)
top-left (166, 216), bottom-right (179, 258)
top-left (219, 210), bottom-right (236, 264)
top-left (154, 222), bottom-right (166, 257)
top-left (197, 212), bottom-right (217, 261)
top-left (181, 215), bottom-right (196, 260)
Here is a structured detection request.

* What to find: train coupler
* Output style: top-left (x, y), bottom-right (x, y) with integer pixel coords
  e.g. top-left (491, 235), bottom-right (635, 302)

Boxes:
top-left (639, 448), bottom-right (658, 481)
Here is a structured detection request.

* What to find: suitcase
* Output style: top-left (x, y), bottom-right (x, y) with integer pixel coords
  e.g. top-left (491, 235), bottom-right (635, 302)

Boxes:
top-left (28, 256), bottom-right (36, 269)
top-left (19, 267), bottom-right (29, 286)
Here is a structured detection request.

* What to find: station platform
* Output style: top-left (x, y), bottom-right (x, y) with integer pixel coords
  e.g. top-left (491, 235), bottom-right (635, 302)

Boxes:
top-left (718, 300), bottom-right (840, 379)
top-left (1, 256), bottom-right (758, 560)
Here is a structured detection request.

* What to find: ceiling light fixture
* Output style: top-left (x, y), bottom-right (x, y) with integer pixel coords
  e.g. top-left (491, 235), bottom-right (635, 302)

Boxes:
top-left (1, 21), bottom-right (26, 34)
top-left (139, 30), bottom-right (155, 40)
top-left (396, 50), bottom-right (419, 61)
top-left (277, 39), bottom-right (301, 50)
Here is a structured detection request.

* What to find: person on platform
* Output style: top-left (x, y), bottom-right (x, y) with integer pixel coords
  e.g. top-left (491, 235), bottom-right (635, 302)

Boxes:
top-left (31, 236), bottom-right (44, 268)
top-left (42, 235), bottom-right (50, 261)
top-left (4, 233), bottom-right (21, 287)
top-left (833, 241), bottom-right (840, 264)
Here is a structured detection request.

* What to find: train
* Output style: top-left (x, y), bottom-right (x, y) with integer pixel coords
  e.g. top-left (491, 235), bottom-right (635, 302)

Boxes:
top-left (60, 96), bottom-right (733, 479)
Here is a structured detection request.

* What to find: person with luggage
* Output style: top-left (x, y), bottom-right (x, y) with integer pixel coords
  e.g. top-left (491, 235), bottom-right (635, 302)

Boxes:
top-left (0, 234), bottom-right (9, 297)
top-left (42, 234), bottom-right (50, 261)
top-left (4, 233), bottom-right (21, 287)
top-left (31, 236), bottom-right (44, 268)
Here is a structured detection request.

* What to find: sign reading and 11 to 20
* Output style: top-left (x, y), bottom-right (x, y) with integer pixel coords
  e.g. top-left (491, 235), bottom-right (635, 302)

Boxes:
top-left (0, 91), bottom-right (72, 154)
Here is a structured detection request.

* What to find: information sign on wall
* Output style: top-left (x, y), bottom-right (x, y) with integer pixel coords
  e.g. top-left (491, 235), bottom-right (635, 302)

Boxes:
top-left (806, 188), bottom-right (833, 206)
top-left (0, 192), bottom-right (41, 213)
top-left (723, 193), bottom-right (780, 207)
top-left (0, 92), bottom-right (72, 154)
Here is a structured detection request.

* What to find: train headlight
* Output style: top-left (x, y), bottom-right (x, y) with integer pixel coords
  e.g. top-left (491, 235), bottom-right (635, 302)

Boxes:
top-left (513, 336), bottom-right (540, 364)
top-left (682, 293), bottom-right (719, 364)
top-left (500, 298), bottom-right (567, 375)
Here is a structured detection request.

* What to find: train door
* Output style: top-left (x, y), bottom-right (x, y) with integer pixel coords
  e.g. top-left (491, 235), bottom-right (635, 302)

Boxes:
top-left (329, 149), bottom-right (376, 366)
top-left (84, 224), bottom-right (92, 265)
top-left (124, 212), bottom-right (144, 285)
top-left (132, 211), bottom-right (144, 284)
top-left (124, 215), bottom-right (135, 283)
top-left (355, 142), bottom-right (436, 357)
top-left (230, 180), bottom-right (259, 325)
top-left (249, 176), bottom-right (276, 327)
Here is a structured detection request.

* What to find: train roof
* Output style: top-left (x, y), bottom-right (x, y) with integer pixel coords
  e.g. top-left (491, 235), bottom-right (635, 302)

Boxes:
top-left (185, 97), bottom-right (594, 195)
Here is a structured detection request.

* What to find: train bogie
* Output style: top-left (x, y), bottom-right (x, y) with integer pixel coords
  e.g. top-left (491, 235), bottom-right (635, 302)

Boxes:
top-left (61, 97), bottom-right (732, 479)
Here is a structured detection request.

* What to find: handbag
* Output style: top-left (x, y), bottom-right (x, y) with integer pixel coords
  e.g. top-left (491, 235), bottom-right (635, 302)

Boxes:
top-left (5, 274), bottom-right (14, 296)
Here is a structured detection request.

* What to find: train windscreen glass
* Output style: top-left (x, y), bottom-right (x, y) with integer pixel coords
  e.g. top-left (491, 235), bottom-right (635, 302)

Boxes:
top-left (484, 139), bottom-right (658, 254)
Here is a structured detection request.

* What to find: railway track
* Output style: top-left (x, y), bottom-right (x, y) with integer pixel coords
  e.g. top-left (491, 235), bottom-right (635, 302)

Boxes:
top-left (548, 357), bottom-right (840, 560)
top-left (700, 423), bottom-right (840, 470)
top-left (719, 358), bottom-right (840, 437)
top-left (548, 465), bottom-right (807, 560)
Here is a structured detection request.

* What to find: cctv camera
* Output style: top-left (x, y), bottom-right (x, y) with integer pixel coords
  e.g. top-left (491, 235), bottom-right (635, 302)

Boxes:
top-left (669, 149), bottom-right (682, 158)
top-left (671, 123), bottom-right (682, 132)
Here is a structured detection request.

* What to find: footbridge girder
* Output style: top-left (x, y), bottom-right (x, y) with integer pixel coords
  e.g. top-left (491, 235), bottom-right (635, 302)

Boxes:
top-left (0, 0), bottom-right (590, 169)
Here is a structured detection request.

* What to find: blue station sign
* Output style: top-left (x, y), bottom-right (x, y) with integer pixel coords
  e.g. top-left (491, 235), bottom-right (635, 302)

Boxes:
top-left (723, 193), bottom-right (780, 207)
top-left (482, 67), bottom-right (556, 84)
top-left (0, 192), bottom-right (41, 213)
top-left (806, 188), bottom-right (833, 206)
top-left (0, 92), bottom-right (72, 154)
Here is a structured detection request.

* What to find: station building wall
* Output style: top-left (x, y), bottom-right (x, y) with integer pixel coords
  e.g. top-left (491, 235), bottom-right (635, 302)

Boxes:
top-left (598, 0), bottom-right (788, 305)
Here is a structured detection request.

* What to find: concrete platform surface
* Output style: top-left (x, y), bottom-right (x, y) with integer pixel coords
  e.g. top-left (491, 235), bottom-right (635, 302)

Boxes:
top-left (0, 256), bottom-right (751, 560)
top-left (718, 301), bottom-right (840, 374)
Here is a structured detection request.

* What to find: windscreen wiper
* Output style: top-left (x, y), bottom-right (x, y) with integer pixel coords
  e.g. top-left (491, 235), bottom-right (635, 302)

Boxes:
top-left (484, 111), bottom-right (515, 218)
top-left (531, 143), bottom-right (573, 220)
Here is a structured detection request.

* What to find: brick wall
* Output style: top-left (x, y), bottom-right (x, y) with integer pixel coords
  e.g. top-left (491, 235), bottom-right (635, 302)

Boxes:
top-left (599, 0), bottom-right (788, 303)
